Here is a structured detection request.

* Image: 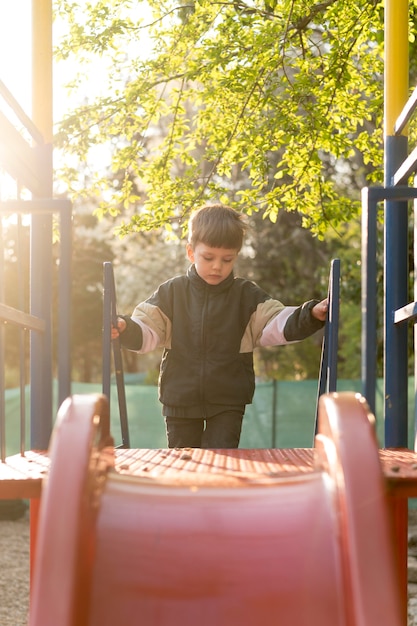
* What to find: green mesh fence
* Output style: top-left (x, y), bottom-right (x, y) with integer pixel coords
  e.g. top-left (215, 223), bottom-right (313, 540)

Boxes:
top-left (4, 378), bottom-right (416, 455)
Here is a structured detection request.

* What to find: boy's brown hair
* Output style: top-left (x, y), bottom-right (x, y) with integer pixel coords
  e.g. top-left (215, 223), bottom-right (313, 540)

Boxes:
top-left (188, 204), bottom-right (246, 250)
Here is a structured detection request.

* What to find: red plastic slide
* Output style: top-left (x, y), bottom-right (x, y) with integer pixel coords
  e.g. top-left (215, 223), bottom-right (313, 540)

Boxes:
top-left (29, 392), bottom-right (402, 626)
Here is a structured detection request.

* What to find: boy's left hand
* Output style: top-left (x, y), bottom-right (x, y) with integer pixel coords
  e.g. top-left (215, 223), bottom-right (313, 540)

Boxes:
top-left (312, 299), bottom-right (328, 322)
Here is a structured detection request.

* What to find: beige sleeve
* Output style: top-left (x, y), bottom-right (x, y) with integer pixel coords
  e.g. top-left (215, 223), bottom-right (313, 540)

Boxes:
top-left (132, 301), bottom-right (172, 349)
top-left (240, 299), bottom-right (286, 352)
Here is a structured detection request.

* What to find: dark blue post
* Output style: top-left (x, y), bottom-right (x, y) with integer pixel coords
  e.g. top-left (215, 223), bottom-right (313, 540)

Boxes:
top-left (361, 189), bottom-right (378, 416)
top-left (102, 262), bottom-right (130, 448)
top-left (314, 259), bottom-right (340, 437)
top-left (102, 263), bottom-right (113, 403)
top-left (30, 1), bottom-right (54, 450)
top-left (384, 0), bottom-right (409, 448)
top-left (57, 203), bottom-right (73, 407)
top-left (30, 146), bottom-right (53, 450)
top-left (384, 139), bottom-right (409, 448)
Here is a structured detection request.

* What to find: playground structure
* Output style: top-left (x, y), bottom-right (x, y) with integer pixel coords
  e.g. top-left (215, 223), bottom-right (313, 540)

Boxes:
top-left (29, 392), bottom-right (404, 626)
top-left (1, 1), bottom-right (417, 624)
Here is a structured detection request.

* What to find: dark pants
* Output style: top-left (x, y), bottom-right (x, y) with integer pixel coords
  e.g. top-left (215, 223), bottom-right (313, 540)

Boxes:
top-left (165, 409), bottom-right (244, 449)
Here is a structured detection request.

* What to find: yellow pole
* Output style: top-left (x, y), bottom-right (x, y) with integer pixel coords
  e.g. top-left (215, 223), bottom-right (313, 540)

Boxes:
top-left (384, 0), bottom-right (409, 137)
top-left (32, 0), bottom-right (53, 144)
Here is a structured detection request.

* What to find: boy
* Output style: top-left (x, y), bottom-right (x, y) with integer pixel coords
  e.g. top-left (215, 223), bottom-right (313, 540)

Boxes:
top-left (112, 204), bottom-right (328, 448)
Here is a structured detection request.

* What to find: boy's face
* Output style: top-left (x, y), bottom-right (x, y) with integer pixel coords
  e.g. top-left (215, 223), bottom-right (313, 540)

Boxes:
top-left (187, 242), bottom-right (239, 285)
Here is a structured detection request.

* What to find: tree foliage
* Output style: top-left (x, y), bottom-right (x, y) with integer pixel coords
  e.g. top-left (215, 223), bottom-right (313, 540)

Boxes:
top-left (51, 0), bottom-right (417, 384)
top-left (54, 0), bottom-right (386, 237)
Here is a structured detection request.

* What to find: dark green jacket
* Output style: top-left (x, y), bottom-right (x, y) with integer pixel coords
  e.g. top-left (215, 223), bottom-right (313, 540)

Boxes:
top-left (120, 265), bottom-right (324, 410)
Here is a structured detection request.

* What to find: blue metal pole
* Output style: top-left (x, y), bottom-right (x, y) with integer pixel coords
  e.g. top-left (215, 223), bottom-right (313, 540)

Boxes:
top-left (102, 263), bottom-right (113, 403)
top-left (30, 0), bottom-right (53, 450)
top-left (384, 138), bottom-right (409, 447)
top-left (57, 203), bottom-right (73, 407)
top-left (384, 0), bottom-right (409, 448)
top-left (361, 189), bottom-right (378, 416)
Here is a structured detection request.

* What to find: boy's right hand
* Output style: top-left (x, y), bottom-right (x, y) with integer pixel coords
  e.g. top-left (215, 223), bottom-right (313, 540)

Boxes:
top-left (111, 317), bottom-right (127, 340)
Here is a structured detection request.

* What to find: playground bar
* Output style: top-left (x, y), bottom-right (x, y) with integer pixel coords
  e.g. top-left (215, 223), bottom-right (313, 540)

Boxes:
top-left (30, 0), bottom-right (54, 450)
top-left (384, 0), bottom-right (409, 448)
top-left (102, 263), bottom-right (130, 448)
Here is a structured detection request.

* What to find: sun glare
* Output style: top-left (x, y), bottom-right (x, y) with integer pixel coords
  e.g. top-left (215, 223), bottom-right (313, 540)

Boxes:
top-left (0, 1), bottom-right (155, 207)
top-left (0, 1), bottom-right (32, 115)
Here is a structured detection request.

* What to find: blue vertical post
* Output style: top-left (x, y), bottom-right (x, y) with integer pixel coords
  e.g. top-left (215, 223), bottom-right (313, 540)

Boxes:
top-left (30, 0), bottom-right (53, 449)
top-left (102, 263), bottom-right (113, 403)
top-left (361, 189), bottom-right (378, 416)
top-left (384, 0), bottom-right (409, 448)
top-left (57, 203), bottom-right (73, 407)
top-left (314, 259), bottom-right (340, 438)
top-left (102, 262), bottom-right (130, 448)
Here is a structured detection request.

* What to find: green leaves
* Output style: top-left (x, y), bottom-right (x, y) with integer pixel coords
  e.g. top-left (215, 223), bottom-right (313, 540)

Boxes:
top-left (55, 0), bottom-right (384, 236)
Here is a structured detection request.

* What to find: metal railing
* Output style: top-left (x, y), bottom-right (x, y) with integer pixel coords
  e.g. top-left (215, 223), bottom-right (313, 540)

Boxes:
top-left (314, 258), bottom-right (340, 435)
top-left (0, 73), bottom-right (73, 456)
top-left (0, 198), bottom-right (72, 461)
top-left (361, 82), bottom-right (417, 447)
top-left (102, 262), bottom-right (130, 448)
top-left (102, 259), bottom-right (338, 449)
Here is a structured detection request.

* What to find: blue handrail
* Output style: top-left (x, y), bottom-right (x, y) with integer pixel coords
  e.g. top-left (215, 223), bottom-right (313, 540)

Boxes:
top-left (0, 199), bottom-right (72, 460)
top-left (314, 258), bottom-right (340, 436)
top-left (102, 262), bottom-right (130, 448)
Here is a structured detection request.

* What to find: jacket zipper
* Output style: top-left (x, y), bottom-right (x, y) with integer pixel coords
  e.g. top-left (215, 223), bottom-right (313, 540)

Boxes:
top-left (200, 287), bottom-right (209, 415)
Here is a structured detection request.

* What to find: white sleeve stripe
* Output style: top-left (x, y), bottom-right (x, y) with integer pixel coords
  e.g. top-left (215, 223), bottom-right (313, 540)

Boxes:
top-left (131, 316), bottom-right (161, 353)
top-left (259, 306), bottom-right (299, 346)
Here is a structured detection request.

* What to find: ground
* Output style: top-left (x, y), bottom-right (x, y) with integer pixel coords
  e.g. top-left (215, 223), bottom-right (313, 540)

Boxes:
top-left (0, 514), bottom-right (29, 626)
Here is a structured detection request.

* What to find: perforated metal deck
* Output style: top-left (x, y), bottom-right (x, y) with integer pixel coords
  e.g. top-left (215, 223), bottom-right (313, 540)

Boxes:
top-left (2, 447), bottom-right (417, 497)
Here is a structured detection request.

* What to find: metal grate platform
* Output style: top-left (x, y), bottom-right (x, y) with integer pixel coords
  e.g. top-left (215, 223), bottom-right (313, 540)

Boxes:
top-left (0, 451), bottom-right (49, 499)
top-left (114, 447), bottom-right (318, 487)
top-left (2, 447), bottom-right (417, 498)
